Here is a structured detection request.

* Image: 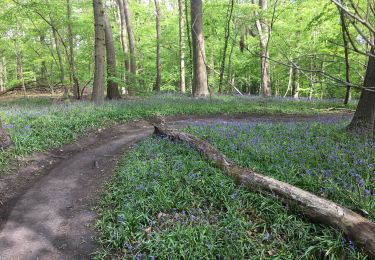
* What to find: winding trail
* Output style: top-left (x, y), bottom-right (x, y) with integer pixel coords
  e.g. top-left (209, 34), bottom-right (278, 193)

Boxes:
top-left (0, 114), bottom-right (351, 260)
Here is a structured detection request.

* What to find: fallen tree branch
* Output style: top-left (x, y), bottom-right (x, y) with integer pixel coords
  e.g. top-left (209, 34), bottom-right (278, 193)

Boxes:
top-left (153, 124), bottom-right (375, 258)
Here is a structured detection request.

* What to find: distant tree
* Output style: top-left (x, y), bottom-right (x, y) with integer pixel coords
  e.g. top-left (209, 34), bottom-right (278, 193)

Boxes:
top-left (252, 0), bottom-right (271, 97)
top-left (104, 12), bottom-right (121, 99)
top-left (0, 54), bottom-right (7, 92)
top-left (190, 0), bottom-right (209, 97)
top-left (218, 0), bottom-right (234, 94)
top-left (116, 0), bottom-right (130, 85)
top-left (92, 0), bottom-right (106, 104)
top-left (178, 0), bottom-right (186, 93)
top-left (66, 0), bottom-right (80, 99)
top-left (153, 0), bottom-right (161, 92)
top-left (291, 66), bottom-right (299, 99)
top-left (48, 14), bottom-right (67, 95)
top-left (122, 0), bottom-right (137, 95)
top-left (15, 20), bottom-right (26, 95)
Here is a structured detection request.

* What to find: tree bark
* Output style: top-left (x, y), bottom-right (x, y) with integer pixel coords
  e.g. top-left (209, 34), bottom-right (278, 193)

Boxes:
top-left (154, 124), bottom-right (375, 259)
top-left (48, 15), bottom-right (68, 96)
top-left (253, 0), bottom-right (271, 97)
top-left (116, 0), bottom-right (130, 84)
top-left (291, 66), bottom-right (299, 99)
top-left (67, 0), bottom-right (80, 99)
top-left (347, 48), bottom-right (375, 137)
top-left (153, 0), bottom-right (161, 92)
top-left (0, 119), bottom-right (11, 150)
top-left (104, 12), bottom-right (121, 99)
top-left (190, 0), bottom-right (209, 97)
top-left (339, 8), bottom-right (351, 105)
top-left (37, 35), bottom-right (48, 88)
top-left (178, 0), bottom-right (186, 93)
top-left (185, 0), bottom-right (193, 93)
top-left (15, 21), bottom-right (26, 95)
top-left (92, 0), bottom-right (106, 104)
top-left (122, 0), bottom-right (137, 95)
top-left (0, 55), bottom-right (5, 92)
top-left (218, 0), bottom-right (234, 94)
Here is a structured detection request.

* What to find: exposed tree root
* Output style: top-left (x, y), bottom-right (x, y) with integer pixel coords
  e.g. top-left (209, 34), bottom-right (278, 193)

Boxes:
top-left (154, 124), bottom-right (375, 259)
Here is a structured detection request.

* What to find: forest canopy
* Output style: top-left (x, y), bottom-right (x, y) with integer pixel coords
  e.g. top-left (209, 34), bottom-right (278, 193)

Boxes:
top-left (0, 0), bottom-right (371, 100)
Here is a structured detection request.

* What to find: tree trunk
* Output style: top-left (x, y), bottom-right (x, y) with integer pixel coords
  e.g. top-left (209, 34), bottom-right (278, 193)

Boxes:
top-left (218, 0), bottom-right (234, 94)
top-left (153, 0), bottom-right (161, 92)
top-left (178, 0), bottom-right (186, 93)
top-left (15, 49), bottom-right (25, 95)
top-left (253, 0), bottom-right (271, 97)
top-left (0, 119), bottom-right (11, 150)
top-left (116, 0), bottom-right (130, 85)
top-left (154, 124), bottom-right (375, 259)
top-left (122, 0), bottom-right (137, 95)
top-left (291, 66), bottom-right (299, 99)
top-left (49, 15), bottom-right (67, 96)
top-left (92, 0), bottom-right (106, 104)
top-left (104, 12), bottom-right (121, 100)
top-left (0, 55), bottom-right (5, 92)
top-left (185, 0), bottom-right (193, 93)
top-left (190, 0), bottom-right (209, 97)
top-left (347, 48), bottom-right (375, 137)
top-left (15, 21), bottom-right (26, 95)
top-left (339, 8), bottom-right (351, 105)
top-left (67, 0), bottom-right (80, 99)
top-left (37, 35), bottom-right (48, 88)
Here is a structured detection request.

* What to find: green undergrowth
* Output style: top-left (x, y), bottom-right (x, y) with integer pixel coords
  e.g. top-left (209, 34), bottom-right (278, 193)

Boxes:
top-left (0, 94), bottom-right (355, 172)
top-left (95, 119), bottom-right (371, 259)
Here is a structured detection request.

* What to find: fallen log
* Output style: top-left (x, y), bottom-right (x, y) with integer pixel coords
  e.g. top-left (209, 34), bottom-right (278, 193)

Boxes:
top-left (154, 124), bottom-right (375, 259)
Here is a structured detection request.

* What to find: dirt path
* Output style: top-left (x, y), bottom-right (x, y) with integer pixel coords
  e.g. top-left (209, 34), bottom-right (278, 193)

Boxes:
top-left (0, 113), bottom-right (351, 260)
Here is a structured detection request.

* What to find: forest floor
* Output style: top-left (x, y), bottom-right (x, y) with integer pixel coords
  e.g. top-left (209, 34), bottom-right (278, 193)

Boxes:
top-left (0, 113), bottom-right (353, 259)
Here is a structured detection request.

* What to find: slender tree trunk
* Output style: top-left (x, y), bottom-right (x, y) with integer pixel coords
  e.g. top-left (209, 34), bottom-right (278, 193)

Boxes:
top-left (309, 59), bottom-right (315, 100)
top-left (226, 38), bottom-right (235, 93)
top-left (291, 66), bottom-right (299, 99)
top-left (104, 12), bottom-right (121, 99)
top-left (0, 55), bottom-right (5, 92)
top-left (15, 47), bottom-right (25, 94)
top-left (122, 0), bottom-right (137, 95)
top-left (347, 48), bottom-right (375, 137)
top-left (116, 0), bottom-right (130, 84)
top-left (339, 8), bottom-right (351, 105)
top-left (92, 0), bottom-right (106, 104)
top-left (153, 0), bottom-right (161, 92)
top-left (218, 0), bottom-right (234, 94)
top-left (15, 21), bottom-right (26, 94)
top-left (49, 15), bottom-right (67, 96)
top-left (37, 35), bottom-right (48, 87)
top-left (190, 0), bottom-right (209, 97)
top-left (178, 0), bottom-right (186, 93)
top-left (253, 0), bottom-right (271, 97)
top-left (284, 66), bottom-right (292, 97)
top-left (67, 0), bottom-right (80, 99)
top-left (185, 0), bottom-right (193, 92)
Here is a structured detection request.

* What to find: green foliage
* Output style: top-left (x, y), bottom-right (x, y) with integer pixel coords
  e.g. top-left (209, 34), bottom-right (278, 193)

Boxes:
top-left (0, 0), bottom-right (368, 99)
top-left (95, 121), bottom-right (370, 258)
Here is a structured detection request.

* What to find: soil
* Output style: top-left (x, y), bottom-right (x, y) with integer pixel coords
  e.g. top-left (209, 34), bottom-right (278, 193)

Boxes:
top-left (0, 113), bottom-right (352, 260)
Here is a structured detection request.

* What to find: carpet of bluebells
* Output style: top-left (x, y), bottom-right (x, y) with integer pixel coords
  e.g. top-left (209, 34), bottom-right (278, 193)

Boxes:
top-left (0, 95), bottom-right (354, 171)
top-left (95, 118), bottom-right (371, 259)
top-left (187, 118), bottom-right (375, 221)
